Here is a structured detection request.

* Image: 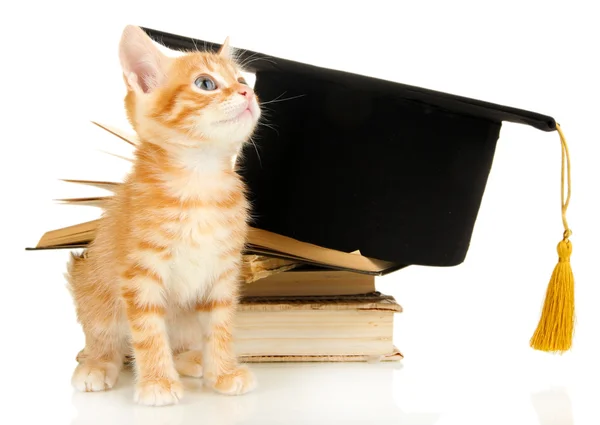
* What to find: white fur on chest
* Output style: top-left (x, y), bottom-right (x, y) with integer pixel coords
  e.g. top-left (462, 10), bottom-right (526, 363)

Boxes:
top-left (166, 243), bottom-right (222, 305)
top-left (160, 164), bottom-right (247, 306)
top-left (163, 209), bottom-right (245, 306)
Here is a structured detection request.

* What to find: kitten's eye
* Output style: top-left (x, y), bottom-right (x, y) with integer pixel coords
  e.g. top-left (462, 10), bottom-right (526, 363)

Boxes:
top-left (194, 76), bottom-right (217, 91)
top-left (238, 77), bottom-right (247, 85)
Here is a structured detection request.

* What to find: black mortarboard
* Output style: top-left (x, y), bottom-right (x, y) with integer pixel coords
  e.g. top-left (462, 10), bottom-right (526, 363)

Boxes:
top-left (138, 27), bottom-right (577, 354)
top-left (140, 27), bottom-right (559, 266)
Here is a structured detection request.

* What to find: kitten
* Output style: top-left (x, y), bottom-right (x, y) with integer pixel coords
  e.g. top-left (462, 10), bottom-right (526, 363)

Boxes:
top-left (67, 25), bottom-right (261, 406)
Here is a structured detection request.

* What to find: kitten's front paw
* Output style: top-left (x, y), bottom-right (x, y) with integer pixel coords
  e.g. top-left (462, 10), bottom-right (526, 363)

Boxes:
top-left (209, 365), bottom-right (256, 395)
top-left (72, 362), bottom-right (119, 392)
top-left (134, 378), bottom-right (183, 406)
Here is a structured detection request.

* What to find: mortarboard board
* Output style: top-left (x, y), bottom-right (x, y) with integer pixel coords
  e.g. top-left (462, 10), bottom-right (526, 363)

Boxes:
top-left (139, 27), bottom-right (576, 354)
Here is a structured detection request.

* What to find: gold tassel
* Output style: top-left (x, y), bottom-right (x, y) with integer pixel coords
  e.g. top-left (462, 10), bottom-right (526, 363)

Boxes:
top-left (530, 123), bottom-right (575, 353)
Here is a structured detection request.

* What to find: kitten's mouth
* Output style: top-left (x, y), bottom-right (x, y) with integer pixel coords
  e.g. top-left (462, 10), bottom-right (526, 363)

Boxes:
top-left (235, 106), bottom-right (253, 120)
top-left (238, 108), bottom-right (252, 119)
top-left (217, 106), bottom-right (254, 124)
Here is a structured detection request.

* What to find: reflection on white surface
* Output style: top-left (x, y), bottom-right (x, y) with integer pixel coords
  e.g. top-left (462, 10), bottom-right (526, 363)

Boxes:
top-left (70, 363), bottom-right (441, 425)
top-left (531, 388), bottom-right (574, 425)
top-left (64, 360), bottom-right (596, 425)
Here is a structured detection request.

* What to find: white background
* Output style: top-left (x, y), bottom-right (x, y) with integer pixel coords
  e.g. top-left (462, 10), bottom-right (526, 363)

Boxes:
top-left (2, 1), bottom-right (599, 424)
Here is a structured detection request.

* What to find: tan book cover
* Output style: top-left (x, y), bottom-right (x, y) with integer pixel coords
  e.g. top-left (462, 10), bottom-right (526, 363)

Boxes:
top-left (238, 346), bottom-right (403, 363)
top-left (32, 216), bottom-right (397, 275)
top-left (241, 268), bottom-right (376, 297)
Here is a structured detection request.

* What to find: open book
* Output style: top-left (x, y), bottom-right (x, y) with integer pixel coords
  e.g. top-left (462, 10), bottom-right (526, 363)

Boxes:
top-left (29, 122), bottom-right (403, 275)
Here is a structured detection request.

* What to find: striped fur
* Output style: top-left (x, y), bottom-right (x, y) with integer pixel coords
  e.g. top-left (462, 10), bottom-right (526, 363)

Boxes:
top-left (67, 26), bottom-right (260, 406)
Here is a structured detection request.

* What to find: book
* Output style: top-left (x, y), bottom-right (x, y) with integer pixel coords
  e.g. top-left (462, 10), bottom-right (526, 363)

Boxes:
top-left (234, 293), bottom-right (403, 361)
top-left (32, 216), bottom-right (399, 275)
top-left (240, 267), bottom-right (376, 297)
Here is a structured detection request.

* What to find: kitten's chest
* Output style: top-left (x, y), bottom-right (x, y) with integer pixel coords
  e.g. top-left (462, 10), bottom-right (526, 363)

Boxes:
top-left (167, 243), bottom-right (223, 301)
top-left (156, 168), bottom-right (248, 301)
top-left (164, 202), bottom-right (247, 302)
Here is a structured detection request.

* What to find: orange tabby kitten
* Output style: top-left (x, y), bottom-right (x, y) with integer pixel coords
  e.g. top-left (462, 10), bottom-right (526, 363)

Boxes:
top-left (66, 25), bottom-right (261, 406)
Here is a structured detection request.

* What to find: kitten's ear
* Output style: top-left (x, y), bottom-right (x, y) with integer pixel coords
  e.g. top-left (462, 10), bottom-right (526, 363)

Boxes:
top-left (217, 36), bottom-right (231, 58)
top-left (118, 25), bottom-right (169, 93)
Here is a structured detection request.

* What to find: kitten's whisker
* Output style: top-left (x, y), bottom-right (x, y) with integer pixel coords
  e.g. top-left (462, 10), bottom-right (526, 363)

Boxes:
top-left (239, 57), bottom-right (276, 68)
top-left (260, 94), bottom-right (306, 106)
top-left (262, 91), bottom-right (289, 103)
top-left (239, 53), bottom-right (263, 65)
top-left (258, 105), bottom-right (275, 113)
top-left (257, 122), bottom-right (280, 136)
top-left (237, 52), bottom-right (260, 66)
top-left (248, 137), bottom-right (263, 168)
top-left (239, 54), bottom-right (277, 68)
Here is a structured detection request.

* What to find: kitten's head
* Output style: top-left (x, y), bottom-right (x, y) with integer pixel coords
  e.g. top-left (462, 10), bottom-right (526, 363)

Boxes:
top-left (118, 25), bottom-right (260, 152)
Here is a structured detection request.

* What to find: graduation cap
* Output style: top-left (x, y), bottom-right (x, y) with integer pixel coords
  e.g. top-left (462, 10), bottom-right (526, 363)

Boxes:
top-left (135, 27), bottom-right (576, 353)
top-left (53, 26), bottom-right (581, 353)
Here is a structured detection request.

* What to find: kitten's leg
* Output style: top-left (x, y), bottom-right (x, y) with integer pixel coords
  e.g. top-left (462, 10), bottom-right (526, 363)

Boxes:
top-left (174, 350), bottom-right (203, 378)
top-left (171, 312), bottom-right (204, 378)
top-left (71, 324), bottom-right (124, 392)
top-left (196, 271), bottom-right (256, 395)
top-left (121, 263), bottom-right (182, 406)
top-left (67, 253), bottom-right (125, 392)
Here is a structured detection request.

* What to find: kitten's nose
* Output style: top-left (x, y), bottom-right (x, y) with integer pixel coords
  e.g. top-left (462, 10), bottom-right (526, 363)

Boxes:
top-left (238, 86), bottom-right (254, 100)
